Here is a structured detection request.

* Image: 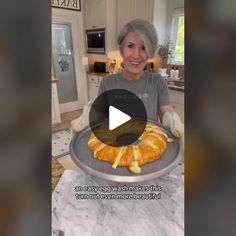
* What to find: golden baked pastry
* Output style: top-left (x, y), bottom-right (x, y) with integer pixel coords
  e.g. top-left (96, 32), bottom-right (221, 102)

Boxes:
top-left (88, 121), bottom-right (168, 173)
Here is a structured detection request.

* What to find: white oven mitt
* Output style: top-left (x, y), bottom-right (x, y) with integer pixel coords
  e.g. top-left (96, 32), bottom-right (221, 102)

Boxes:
top-left (71, 101), bottom-right (92, 135)
top-left (162, 111), bottom-right (184, 138)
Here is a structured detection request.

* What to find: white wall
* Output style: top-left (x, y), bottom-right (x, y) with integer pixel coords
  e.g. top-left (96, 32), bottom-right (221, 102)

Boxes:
top-left (152, 0), bottom-right (185, 45)
top-left (153, 0), bottom-right (168, 45)
top-left (166, 0), bottom-right (184, 38)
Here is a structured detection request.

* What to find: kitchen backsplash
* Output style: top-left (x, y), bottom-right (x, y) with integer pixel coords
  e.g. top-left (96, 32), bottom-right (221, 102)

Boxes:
top-left (87, 55), bottom-right (184, 80)
top-left (88, 57), bottom-right (109, 72)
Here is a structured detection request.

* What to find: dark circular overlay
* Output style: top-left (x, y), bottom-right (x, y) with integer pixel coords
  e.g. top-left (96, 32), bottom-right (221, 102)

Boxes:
top-left (89, 89), bottom-right (147, 147)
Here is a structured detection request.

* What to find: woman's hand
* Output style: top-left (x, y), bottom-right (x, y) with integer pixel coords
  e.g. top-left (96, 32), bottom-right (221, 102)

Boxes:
top-left (71, 101), bottom-right (92, 134)
top-left (160, 106), bottom-right (184, 138)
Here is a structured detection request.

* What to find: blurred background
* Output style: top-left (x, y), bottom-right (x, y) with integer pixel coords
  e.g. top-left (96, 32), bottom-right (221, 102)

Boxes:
top-left (185, 0), bottom-right (236, 235)
top-left (0, 0), bottom-right (51, 236)
top-left (0, 0), bottom-right (236, 235)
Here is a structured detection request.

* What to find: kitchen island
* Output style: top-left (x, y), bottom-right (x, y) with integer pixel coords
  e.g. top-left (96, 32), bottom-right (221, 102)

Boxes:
top-left (52, 170), bottom-right (184, 236)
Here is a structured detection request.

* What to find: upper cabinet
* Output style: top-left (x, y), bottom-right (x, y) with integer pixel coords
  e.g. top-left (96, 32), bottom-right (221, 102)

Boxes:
top-left (83, 0), bottom-right (168, 55)
top-left (116, 0), bottom-right (169, 45)
top-left (85, 0), bottom-right (106, 29)
top-left (117, 0), bottom-right (154, 34)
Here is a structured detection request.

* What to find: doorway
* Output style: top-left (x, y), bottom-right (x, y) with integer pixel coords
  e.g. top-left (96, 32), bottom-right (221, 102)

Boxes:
top-left (52, 9), bottom-right (86, 113)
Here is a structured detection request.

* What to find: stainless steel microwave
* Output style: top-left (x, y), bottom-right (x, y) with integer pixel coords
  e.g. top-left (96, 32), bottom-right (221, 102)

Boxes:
top-left (86, 29), bottom-right (106, 54)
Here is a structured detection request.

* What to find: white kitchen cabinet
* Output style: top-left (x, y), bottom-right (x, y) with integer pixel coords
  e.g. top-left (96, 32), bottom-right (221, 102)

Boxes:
top-left (89, 83), bottom-right (100, 102)
top-left (135, 0), bottom-right (154, 22)
top-left (52, 83), bottom-right (61, 124)
top-left (116, 0), bottom-right (133, 34)
top-left (169, 89), bottom-right (184, 122)
top-left (116, 0), bottom-right (154, 34)
top-left (85, 0), bottom-right (106, 29)
top-left (88, 74), bottom-right (104, 101)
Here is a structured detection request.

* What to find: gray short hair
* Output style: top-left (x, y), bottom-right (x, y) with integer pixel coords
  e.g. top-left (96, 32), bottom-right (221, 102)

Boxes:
top-left (118, 19), bottom-right (158, 58)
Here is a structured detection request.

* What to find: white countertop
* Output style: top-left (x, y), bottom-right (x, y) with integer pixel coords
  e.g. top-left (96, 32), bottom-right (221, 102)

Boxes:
top-left (52, 170), bottom-right (184, 236)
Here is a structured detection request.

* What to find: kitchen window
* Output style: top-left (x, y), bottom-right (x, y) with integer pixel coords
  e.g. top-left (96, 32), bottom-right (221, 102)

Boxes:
top-left (170, 8), bottom-right (184, 65)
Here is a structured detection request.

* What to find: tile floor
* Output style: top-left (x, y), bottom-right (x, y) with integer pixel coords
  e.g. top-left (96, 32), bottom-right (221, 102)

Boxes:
top-left (52, 110), bottom-right (82, 133)
top-left (52, 128), bottom-right (72, 159)
top-left (52, 110), bottom-right (82, 191)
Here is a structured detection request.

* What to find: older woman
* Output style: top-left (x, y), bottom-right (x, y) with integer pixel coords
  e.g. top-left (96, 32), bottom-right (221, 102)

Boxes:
top-left (99, 19), bottom-right (177, 124)
top-left (72, 19), bottom-right (183, 138)
top-left (98, 19), bottom-right (183, 137)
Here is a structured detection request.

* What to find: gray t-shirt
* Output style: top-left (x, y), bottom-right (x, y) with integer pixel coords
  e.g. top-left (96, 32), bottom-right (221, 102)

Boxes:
top-left (98, 70), bottom-right (170, 122)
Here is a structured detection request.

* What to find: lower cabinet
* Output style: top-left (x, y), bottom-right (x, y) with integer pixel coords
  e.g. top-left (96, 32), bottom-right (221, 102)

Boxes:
top-left (168, 89), bottom-right (184, 122)
top-left (52, 83), bottom-right (61, 124)
top-left (88, 75), bottom-right (104, 101)
top-left (89, 82), bottom-right (100, 102)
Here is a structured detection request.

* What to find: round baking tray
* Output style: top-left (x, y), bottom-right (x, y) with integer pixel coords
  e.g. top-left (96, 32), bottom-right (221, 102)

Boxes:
top-left (70, 120), bottom-right (183, 183)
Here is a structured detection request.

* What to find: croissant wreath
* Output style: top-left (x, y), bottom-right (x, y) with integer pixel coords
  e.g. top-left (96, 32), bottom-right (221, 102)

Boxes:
top-left (88, 122), bottom-right (169, 173)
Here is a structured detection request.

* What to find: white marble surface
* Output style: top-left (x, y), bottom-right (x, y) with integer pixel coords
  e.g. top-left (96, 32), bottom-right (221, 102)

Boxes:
top-left (52, 170), bottom-right (184, 236)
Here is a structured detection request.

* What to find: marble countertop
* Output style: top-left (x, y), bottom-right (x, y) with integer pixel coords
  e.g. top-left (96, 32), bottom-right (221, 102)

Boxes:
top-left (168, 85), bottom-right (184, 92)
top-left (52, 170), bottom-right (184, 236)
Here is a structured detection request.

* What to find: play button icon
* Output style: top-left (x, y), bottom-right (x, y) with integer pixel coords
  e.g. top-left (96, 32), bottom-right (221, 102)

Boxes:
top-left (109, 106), bottom-right (131, 130)
top-left (89, 89), bottom-right (147, 147)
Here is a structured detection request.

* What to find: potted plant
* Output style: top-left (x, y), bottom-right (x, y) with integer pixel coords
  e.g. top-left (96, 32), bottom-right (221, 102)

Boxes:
top-left (157, 38), bottom-right (172, 68)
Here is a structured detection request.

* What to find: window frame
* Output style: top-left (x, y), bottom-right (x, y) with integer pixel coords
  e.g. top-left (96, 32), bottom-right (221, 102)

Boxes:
top-left (170, 8), bottom-right (184, 65)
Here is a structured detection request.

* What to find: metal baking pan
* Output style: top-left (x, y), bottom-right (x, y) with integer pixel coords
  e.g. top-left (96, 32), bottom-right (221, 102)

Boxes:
top-left (70, 120), bottom-right (183, 183)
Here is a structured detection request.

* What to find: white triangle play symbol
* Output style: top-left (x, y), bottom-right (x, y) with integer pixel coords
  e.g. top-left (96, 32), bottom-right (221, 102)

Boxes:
top-left (109, 106), bottom-right (131, 131)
